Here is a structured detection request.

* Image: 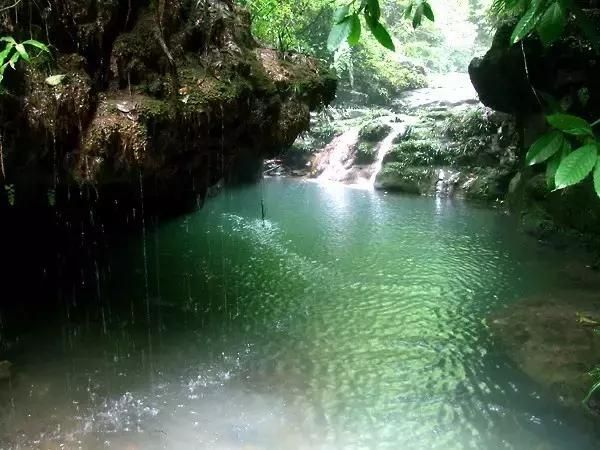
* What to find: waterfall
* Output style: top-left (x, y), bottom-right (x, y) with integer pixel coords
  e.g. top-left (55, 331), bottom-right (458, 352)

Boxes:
top-left (368, 123), bottom-right (405, 189)
top-left (435, 168), bottom-right (461, 197)
top-left (312, 120), bottom-right (406, 189)
top-left (313, 127), bottom-right (361, 183)
top-left (305, 73), bottom-right (485, 195)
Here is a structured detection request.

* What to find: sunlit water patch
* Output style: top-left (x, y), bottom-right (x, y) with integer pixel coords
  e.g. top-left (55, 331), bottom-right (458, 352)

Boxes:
top-left (1, 178), bottom-right (599, 449)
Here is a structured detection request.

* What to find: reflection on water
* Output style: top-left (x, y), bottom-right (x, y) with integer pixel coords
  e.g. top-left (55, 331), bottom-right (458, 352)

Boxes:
top-left (1, 178), bottom-right (599, 449)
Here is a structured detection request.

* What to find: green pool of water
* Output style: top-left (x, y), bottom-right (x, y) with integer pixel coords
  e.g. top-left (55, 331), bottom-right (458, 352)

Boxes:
top-left (1, 178), bottom-right (599, 449)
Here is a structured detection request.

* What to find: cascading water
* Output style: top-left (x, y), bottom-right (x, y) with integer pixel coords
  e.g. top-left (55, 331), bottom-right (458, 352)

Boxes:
top-left (368, 122), bottom-right (405, 188)
top-left (313, 127), bottom-right (360, 183)
top-left (435, 168), bottom-right (461, 197)
top-left (310, 73), bottom-right (483, 194)
top-left (313, 118), bottom-right (405, 189)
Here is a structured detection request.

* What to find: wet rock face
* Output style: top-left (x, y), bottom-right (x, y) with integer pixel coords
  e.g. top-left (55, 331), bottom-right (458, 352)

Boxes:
top-left (0, 361), bottom-right (11, 381)
top-left (468, 23), bottom-right (541, 115)
top-left (0, 0), bottom-right (336, 214)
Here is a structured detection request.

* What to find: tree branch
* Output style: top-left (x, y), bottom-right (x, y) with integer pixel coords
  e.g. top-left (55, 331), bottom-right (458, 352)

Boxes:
top-left (0, 0), bottom-right (24, 14)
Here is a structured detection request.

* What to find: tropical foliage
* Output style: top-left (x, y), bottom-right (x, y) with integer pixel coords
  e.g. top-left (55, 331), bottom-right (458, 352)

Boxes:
top-left (326, 0), bottom-right (434, 52)
top-left (241, 0), bottom-right (488, 102)
top-left (494, 0), bottom-right (600, 203)
top-left (0, 36), bottom-right (49, 89)
top-left (490, 0), bottom-right (591, 46)
top-left (526, 115), bottom-right (600, 197)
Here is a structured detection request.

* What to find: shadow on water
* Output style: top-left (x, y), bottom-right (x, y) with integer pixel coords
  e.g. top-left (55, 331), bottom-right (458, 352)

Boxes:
top-left (0, 178), bottom-right (599, 449)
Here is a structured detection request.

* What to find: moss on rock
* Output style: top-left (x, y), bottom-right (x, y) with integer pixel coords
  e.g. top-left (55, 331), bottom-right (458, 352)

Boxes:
top-left (383, 140), bottom-right (441, 166)
top-left (23, 54), bottom-right (94, 138)
top-left (375, 163), bottom-right (435, 195)
top-left (459, 168), bottom-right (510, 202)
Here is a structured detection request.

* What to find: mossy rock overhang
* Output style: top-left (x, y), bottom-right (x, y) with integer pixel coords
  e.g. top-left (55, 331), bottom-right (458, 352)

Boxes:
top-left (469, 14), bottom-right (600, 118)
top-left (0, 0), bottom-right (336, 215)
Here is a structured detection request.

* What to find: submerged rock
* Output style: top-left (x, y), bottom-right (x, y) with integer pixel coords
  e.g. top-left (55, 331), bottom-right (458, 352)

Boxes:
top-left (490, 286), bottom-right (600, 414)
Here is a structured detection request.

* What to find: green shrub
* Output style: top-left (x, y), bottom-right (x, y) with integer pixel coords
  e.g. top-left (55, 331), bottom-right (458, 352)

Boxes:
top-left (399, 126), bottom-right (434, 143)
top-left (443, 108), bottom-right (497, 141)
top-left (384, 140), bottom-right (446, 166)
top-left (355, 142), bottom-right (377, 164)
top-left (359, 121), bottom-right (392, 142)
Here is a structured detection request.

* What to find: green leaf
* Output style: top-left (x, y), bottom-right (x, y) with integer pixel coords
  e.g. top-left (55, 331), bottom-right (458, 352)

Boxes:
top-left (0, 44), bottom-right (13, 66)
top-left (545, 152), bottom-right (561, 189)
top-left (511, 3), bottom-right (542, 44)
top-left (546, 140), bottom-right (571, 188)
top-left (0, 37), bottom-right (16, 45)
top-left (45, 74), bottom-right (66, 86)
top-left (422, 1), bottom-right (435, 21)
top-left (14, 43), bottom-right (30, 62)
top-left (594, 158), bottom-right (600, 199)
top-left (403, 2), bottom-right (414, 19)
top-left (8, 51), bottom-right (19, 69)
top-left (327, 17), bottom-right (353, 51)
top-left (547, 113), bottom-right (593, 136)
top-left (347, 14), bottom-right (362, 46)
top-left (555, 143), bottom-right (598, 189)
top-left (22, 39), bottom-right (50, 53)
top-left (412, 4), bottom-right (424, 28)
top-left (333, 5), bottom-right (350, 24)
top-left (367, 0), bottom-right (381, 20)
top-left (368, 20), bottom-right (395, 51)
top-left (537, 2), bottom-right (566, 45)
top-left (584, 379), bottom-right (600, 406)
top-left (527, 130), bottom-right (565, 165)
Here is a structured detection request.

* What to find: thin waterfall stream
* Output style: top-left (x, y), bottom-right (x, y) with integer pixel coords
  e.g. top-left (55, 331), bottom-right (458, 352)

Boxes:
top-left (311, 73), bottom-right (480, 192)
top-left (368, 123), bottom-right (405, 187)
